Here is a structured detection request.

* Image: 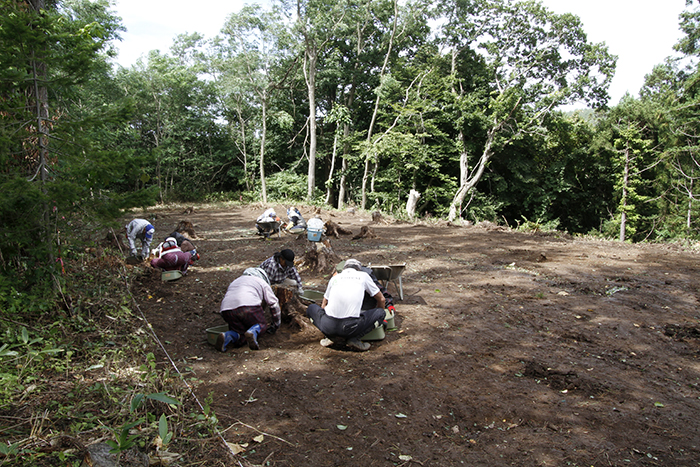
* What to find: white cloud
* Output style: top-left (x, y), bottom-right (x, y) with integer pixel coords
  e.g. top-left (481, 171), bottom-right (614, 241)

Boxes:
top-left (112, 0), bottom-right (248, 66)
top-left (112, 0), bottom-right (689, 106)
top-left (540, 0), bottom-right (686, 105)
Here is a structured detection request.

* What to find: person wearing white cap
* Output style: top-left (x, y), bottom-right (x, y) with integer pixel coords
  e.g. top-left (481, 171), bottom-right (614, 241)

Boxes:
top-left (256, 208), bottom-right (281, 237)
top-left (306, 259), bottom-right (386, 351)
top-left (215, 268), bottom-right (281, 352)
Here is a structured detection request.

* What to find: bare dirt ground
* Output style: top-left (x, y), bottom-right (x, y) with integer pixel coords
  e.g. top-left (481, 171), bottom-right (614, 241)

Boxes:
top-left (130, 203), bottom-right (700, 467)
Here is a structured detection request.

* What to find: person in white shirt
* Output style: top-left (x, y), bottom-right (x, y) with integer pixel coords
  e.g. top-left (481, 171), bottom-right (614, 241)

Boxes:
top-left (306, 259), bottom-right (386, 351)
top-left (256, 208), bottom-right (281, 237)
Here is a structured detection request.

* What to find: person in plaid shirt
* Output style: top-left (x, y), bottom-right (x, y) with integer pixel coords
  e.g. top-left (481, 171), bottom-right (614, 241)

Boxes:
top-left (259, 249), bottom-right (303, 294)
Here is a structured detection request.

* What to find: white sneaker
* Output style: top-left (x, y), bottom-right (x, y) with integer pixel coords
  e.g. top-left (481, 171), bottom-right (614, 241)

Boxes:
top-left (346, 338), bottom-right (370, 351)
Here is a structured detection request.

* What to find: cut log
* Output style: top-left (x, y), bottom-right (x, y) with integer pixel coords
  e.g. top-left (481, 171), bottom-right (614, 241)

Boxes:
top-left (352, 225), bottom-right (377, 240)
top-left (297, 239), bottom-right (341, 275)
top-left (176, 220), bottom-right (196, 238)
top-left (324, 220), bottom-right (353, 238)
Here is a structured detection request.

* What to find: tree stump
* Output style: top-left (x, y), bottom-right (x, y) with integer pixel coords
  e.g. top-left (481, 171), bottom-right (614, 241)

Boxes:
top-left (352, 225), bottom-right (377, 240)
top-left (272, 285), bottom-right (312, 331)
top-left (298, 239), bottom-right (341, 275)
top-left (324, 220), bottom-right (353, 238)
top-left (176, 220), bottom-right (196, 238)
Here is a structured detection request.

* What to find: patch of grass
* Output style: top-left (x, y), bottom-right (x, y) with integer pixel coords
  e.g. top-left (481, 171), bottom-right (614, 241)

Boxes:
top-left (0, 245), bottom-right (220, 466)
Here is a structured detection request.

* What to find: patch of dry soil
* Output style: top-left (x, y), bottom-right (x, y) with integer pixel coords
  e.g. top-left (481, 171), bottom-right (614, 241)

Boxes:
top-left (131, 204), bottom-right (700, 466)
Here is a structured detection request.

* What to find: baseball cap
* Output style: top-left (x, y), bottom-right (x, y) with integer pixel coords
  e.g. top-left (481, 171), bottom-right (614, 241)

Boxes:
top-left (281, 249), bottom-right (295, 266)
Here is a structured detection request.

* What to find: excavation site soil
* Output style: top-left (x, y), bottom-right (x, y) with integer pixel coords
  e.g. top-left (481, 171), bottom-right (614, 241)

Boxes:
top-left (131, 204), bottom-right (700, 466)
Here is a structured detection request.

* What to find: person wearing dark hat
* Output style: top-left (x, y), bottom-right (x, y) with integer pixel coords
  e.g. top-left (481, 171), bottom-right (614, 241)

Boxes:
top-left (215, 267), bottom-right (281, 352)
top-left (306, 258), bottom-right (386, 351)
top-left (164, 230), bottom-right (197, 253)
top-left (259, 249), bottom-right (304, 294)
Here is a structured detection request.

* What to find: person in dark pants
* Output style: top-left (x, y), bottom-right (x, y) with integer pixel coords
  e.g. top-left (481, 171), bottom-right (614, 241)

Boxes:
top-left (215, 268), bottom-right (281, 352)
top-left (306, 259), bottom-right (385, 351)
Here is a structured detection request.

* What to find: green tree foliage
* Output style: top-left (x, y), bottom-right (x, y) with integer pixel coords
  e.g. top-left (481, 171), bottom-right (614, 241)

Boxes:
top-left (115, 45), bottom-right (229, 202)
top-left (594, 96), bottom-right (668, 242)
top-left (6, 0), bottom-right (699, 245)
top-left (440, 0), bottom-right (616, 221)
top-left (215, 4), bottom-right (295, 202)
top-left (0, 0), bottom-right (152, 286)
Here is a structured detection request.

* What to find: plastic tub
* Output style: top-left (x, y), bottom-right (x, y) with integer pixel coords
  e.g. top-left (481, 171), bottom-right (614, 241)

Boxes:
top-left (361, 324), bottom-right (385, 341)
top-left (161, 270), bottom-right (183, 282)
top-left (307, 228), bottom-right (323, 242)
top-left (300, 289), bottom-right (325, 304)
top-left (205, 324), bottom-right (229, 346)
top-left (385, 308), bottom-right (395, 329)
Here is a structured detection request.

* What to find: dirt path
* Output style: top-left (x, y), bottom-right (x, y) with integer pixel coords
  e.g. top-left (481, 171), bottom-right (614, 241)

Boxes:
top-left (131, 204), bottom-right (700, 466)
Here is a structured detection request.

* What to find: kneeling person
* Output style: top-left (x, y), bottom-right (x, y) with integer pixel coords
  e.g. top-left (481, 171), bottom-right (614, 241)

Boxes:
top-left (306, 259), bottom-right (385, 351)
top-left (150, 237), bottom-right (197, 273)
top-left (215, 268), bottom-right (281, 352)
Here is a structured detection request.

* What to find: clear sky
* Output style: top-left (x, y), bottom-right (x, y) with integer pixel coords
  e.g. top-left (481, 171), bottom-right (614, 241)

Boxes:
top-left (111, 0), bottom-right (689, 106)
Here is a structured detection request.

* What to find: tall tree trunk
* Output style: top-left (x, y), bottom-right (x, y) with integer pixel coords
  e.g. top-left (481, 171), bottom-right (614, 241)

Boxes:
top-left (361, 0), bottom-right (398, 209)
top-left (448, 125), bottom-right (498, 222)
top-left (325, 129), bottom-right (339, 204)
top-left (686, 168), bottom-right (693, 232)
top-left (29, 0), bottom-right (55, 269)
top-left (260, 91), bottom-right (268, 203)
top-left (235, 109), bottom-right (250, 191)
top-left (338, 144), bottom-right (348, 209)
top-left (619, 146), bottom-right (630, 242)
top-left (304, 49), bottom-right (318, 201)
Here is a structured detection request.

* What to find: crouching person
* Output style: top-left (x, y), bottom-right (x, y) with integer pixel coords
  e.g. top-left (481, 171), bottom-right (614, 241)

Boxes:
top-left (150, 237), bottom-right (197, 273)
top-left (215, 268), bottom-right (281, 352)
top-left (306, 259), bottom-right (385, 351)
top-left (125, 218), bottom-right (155, 261)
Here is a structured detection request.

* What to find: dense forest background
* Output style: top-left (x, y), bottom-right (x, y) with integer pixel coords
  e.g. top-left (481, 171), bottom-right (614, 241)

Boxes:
top-left (3, 0), bottom-right (700, 288)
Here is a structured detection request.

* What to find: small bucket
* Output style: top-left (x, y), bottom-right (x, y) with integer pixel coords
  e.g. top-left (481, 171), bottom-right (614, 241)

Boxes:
top-left (361, 324), bottom-right (385, 341)
top-left (385, 308), bottom-right (395, 329)
top-left (161, 270), bottom-right (183, 282)
top-left (205, 324), bottom-right (229, 346)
